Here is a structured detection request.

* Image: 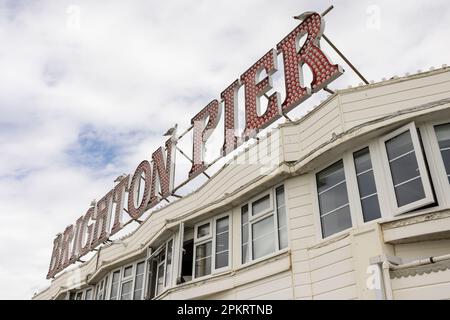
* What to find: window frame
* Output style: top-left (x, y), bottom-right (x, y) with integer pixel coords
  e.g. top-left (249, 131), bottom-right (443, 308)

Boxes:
top-left (109, 269), bottom-right (121, 300)
top-left (95, 275), bottom-right (108, 300)
top-left (344, 144), bottom-right (385, 226)
top-left (240, 185), bottom-right (287, 265)
top-left (312, 159), bottom-right (355, 240)
top-left (145, 237), bottom-right (175, 299)
top-left (119, 264), bottom-right (134, 300)
top-left (193, 212), bottom-right (232, 280)
top-left (423, 120), bottom-right (450, 208)
top-left (379, 122), bottom-right (434, 216)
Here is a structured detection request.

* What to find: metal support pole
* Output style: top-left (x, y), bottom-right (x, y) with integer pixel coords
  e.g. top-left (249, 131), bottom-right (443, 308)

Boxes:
top-left (176, 146), bottom-right (211, 179)
top-left (322, 34), bottom-right (370, 85)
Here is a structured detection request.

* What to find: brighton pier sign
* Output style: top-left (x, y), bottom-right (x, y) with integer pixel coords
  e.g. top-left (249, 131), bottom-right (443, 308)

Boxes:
top-left (46, 11), bottom-right (344, 279)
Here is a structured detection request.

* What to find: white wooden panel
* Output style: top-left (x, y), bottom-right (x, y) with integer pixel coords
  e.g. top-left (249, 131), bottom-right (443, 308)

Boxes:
top-left (310, 258), bottom-right (354, 283)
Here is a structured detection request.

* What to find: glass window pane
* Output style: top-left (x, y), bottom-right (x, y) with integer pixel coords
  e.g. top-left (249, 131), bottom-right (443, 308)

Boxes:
top-left (435, 123), bottom-right (450, 149)
top-left (195, 242), bottom-right (212, 277)
top-left (354, 148), bottom-right (373, 173)
top-left (252, 231), bottom-right (275, 260)
top-left (386, 131), bottom-right (414, 160)
top-left (252, 194), bottom-right (270, 215)
top-left (242, 243), bottom-right (249, 264)
top-left (136, 262), bottom-right (145, 275)
top-left (354, 148), bottom-right (381, 222)
top-left (385, 131), bottom-right (426, 207)
top-left (241, 205), bottom-right (249, 264)
top-left (389, 152), bottom-right (421, 186)
top-left (278, 226), bottom-right (288, 249)
top-left (75, 292), bottom-right (83, 300)
top-left (216, 233), bottom-right (229, 252)
top-left (156, 263), bottom-right (165, 296)
top-left (357, 171), bottom-right (378, 197)
top-left (395, 178), bottom-right (426, 207)
top-left (216, 216), bottom-right (229, 234)
top-left (123, 266), bottom-right (133, 278)
top-left (120, 281), bottom-right (132, 300)
top-left (361, 195), bottom-right (382, 223)
top-left (435, 123), bottom-right (450, 182)
top-left (197, 223), bottom-right (210, 238)
top-left (133, 262), bottom-right (145, 300)
top-left (133, 275), bottom-right (144, 300)
top-left (110, 271), bottom-right (120, 300)
top-left (252, 215), bottom-right (274, 240)
top-left (318, 182), bottom-right (349, 215)
top-left (316, 161), bottom-right (346, 193)
top-left (215, 251), bottom-right (228, 270)
top-left (165, 240), bottom-right (173, 287)
top-left (252, 215), bottom-right (275, 259)
top-left (321, 205), bottom-right (352, 238)
top-left (215, 217), bottom-right (229, 269)
top-left (85, 289), bottom-right (92, 300)
top-left (276, 186), bottom-right (288, 249)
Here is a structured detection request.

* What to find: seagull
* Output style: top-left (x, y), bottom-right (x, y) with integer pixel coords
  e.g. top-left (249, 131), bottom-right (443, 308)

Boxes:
top-left (293, 11), bottom-right (314, 21)
top-left (114, 173), bottom-right (127, 183)
top-left (164, 123), bottom-right (178, 136)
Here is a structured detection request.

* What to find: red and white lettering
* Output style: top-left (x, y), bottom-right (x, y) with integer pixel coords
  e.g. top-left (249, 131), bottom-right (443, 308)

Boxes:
top-left (110, 175), bottom-right (130, 236)
top-left (128, 160), bottom-right (152, 220)
top-left (150, 136), bottom-right (177, 207)
top-left (277, 12), bottom-right (343, 113)
top-left (91, 190), bottom-right (114, 248)
top-left (189, 100), bottom-right (221, 179)
top-left (46, 233), bottom-right (63, 279)
top-left (221, 80), bottom-right (242, 156)
top-left (240, 49), bottom-right (281, 139)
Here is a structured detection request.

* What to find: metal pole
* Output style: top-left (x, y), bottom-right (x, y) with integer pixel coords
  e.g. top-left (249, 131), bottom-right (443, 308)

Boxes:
top-left (176, 146), bottom-right (211, 179)
top-left (322, 34), bottom-right (370, 85)
top-left (321, 5), bottom-right (334, 17)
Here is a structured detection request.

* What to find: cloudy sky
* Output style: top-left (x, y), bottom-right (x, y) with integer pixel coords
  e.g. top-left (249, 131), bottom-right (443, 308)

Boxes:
top-left (0, 0), bottom-right (449, 299)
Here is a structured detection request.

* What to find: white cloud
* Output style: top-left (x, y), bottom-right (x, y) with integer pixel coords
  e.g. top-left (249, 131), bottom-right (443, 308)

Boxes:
top-left (0, 0), bottom-right (449, 299)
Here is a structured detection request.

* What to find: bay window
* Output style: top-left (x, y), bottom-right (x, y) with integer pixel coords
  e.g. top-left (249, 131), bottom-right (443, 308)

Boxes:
top-left (193, 214), bottom-right (230, 278)
top-left (241, 186), bottom-right (287, 264)
top-left (316, 161), bottom-right (352, 238)
top-left (380, 122), bottom-right (434, 215)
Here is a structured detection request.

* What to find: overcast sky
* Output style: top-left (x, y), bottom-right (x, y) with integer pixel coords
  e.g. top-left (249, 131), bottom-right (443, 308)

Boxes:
top-left (1, 0), bottom-right (449, 300)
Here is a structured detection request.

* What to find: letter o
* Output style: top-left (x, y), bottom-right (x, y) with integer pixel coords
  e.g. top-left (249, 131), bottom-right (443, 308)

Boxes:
top-left (127, 160), bottom-right (152, 220)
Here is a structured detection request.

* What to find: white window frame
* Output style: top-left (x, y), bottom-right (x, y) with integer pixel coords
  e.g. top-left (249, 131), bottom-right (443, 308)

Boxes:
top-left (145, 237), bottom-right (174, 299)
top-left (193, 212), bottom-right (232, 279)
top-left (344, 144), bottom-right (385, 226)
top-left (312, 159), bottom-right (355, 240)
top-left (95, 275), bottom-right (108, 300)
top-left (105, 260), bottom-right (145, 301)
top-left (422, 120), bottom-right (450, 207)
top-left (379, 122), bottom-right (434, 216)
top-left (119, 264), bottom-right (134, 300)
top-left (240, 185), bottom-right (286, 265)
top-left (108, 269), bottom-right (121, 300)
top-left (83, 287), bottom-right (93, 300)
top-left (194, 221), bottom-right (212, 243)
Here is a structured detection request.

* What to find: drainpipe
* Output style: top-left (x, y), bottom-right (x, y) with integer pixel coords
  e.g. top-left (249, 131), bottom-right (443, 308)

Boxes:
top-left (382, 261), bottom-right (394, 300)
top-left (369, 255), bottom-right (402, 300)
top-left (391, 253), bottom-right (450, 271)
